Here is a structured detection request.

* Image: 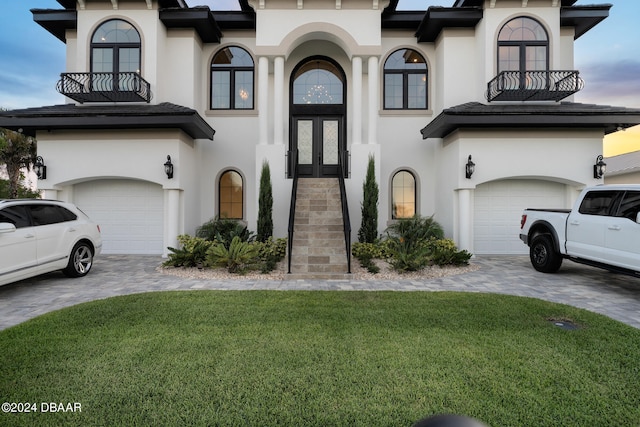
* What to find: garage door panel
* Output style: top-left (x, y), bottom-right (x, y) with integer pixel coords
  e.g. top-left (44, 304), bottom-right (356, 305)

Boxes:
top-left (75, 180), bottom-right (164, 255)
top-left (474, 180), bottom-right (566, 255)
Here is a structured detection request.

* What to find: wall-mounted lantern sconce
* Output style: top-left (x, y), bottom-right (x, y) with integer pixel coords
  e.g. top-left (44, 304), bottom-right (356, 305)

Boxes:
top-left (593, 155), bottom-right (606, 179)
top-left (34, 156), bottom-right (47, 180)
top-left (465, 155), bottom-right (475, 179)
top-left (164, 155), bottom-right (174, 179)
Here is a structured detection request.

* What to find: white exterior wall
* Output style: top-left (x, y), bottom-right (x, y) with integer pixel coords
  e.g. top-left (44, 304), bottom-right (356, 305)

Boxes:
top-left (32, 0), bottom-right (616, 255)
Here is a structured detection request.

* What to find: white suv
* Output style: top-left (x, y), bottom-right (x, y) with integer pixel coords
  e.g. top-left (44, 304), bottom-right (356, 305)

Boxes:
top-left (0, 199), bottom-right (102, 286)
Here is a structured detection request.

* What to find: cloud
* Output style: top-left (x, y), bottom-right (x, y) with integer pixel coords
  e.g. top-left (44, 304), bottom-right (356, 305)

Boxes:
top-left (576, 59), bottom-right (640, 108)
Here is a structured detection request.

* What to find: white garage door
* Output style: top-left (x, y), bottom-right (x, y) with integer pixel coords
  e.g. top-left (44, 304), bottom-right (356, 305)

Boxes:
top-left (75, 180), bottom-right (164, 254)
top-left (474, 180), bottom-right (567, 254)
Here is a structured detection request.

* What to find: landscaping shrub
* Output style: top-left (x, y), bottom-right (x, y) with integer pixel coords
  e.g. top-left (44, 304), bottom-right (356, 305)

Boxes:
top-left (255, 237), bottom-right (287, 273)
top-left (205, 236), bottom-right (261, 274)
top-left (358, 154), bottom-right (379, 243)
top-left (196, 217), bottom-right (255, 248)
top-left (257, 160), bottom-right (273, 242)
top-left (163, 235), bottom-right (213, 267)
top-left (427, 238), bottom-right (472, 266)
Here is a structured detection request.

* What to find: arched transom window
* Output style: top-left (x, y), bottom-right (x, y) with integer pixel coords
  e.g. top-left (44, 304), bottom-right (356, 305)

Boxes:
top-left (392, 170), bottom-right (416, 219)
top-left (384, 49), bottom-right (427, 110)
top-left (211, 46), bottom-right (254, 110)
top-left (219, 170), bottom-right (243, 219)
top-left (498, 17), bottom-right (548, 74)
top-left (292, 59), bottom-right (344, 105)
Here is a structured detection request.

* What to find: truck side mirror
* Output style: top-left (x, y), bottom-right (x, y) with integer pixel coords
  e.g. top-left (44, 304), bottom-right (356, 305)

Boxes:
top-left (636, 212), bottom-right (640, 224)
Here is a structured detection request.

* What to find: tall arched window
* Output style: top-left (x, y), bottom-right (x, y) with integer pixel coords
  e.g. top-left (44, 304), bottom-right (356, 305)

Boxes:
top-left (211, 46), bottom-right (254, 110)
top-left (498, 17), bottom-right (548, 75)
top-left (219, 170), bottom-right (243, 219)
top-left (392, 170), bottom-right (416, 219)
top-left (91, 19), bottom-right (140, 91)
top-left (384, 49), bottom-right (427, 110)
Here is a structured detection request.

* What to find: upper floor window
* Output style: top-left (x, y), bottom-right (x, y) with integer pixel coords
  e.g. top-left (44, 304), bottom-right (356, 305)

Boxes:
top-left (91, 19), bottom-right (141, 90)
top-left (384, 49), bottom-right (427, 110)
top-left (211, 47), bottom-right (254, 110)
top-left (219, 170), bottom-right (244, 219)
top-left (392, 170), bottom-right (416, 219)
top-left (498, 17), bottom-right (548, 75)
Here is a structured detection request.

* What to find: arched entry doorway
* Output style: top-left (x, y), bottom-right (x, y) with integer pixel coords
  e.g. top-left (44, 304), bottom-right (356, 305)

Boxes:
top-left (290, 56), bottom-right (346, 178)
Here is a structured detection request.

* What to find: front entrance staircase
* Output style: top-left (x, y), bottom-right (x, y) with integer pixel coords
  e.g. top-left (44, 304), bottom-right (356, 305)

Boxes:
top-left (288, 178), bottom-right (350, 279)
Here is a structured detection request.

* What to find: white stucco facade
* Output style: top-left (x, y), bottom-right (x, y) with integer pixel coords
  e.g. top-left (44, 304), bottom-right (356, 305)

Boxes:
top-left (8, 0), bottom-right (638, 257)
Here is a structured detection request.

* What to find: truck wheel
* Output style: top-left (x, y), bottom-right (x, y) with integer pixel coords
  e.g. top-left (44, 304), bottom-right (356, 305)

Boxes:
top-left (529, 235), bottom-right (562, 273)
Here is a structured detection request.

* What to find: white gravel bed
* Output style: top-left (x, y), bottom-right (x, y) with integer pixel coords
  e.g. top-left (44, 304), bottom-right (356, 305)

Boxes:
top-left (158, 259), bottom-right (480, 281)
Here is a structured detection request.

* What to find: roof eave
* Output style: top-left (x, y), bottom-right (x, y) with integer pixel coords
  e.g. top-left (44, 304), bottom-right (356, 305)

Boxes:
top-left (0, 105), bottom-right (215, 140)
top-left (31, 9), bottom-right (77, 43)
top-left (159, 8), bottom-right (223, 43)
top-left (415, 7), bottom-right (483, 43)
top-left (560, 4), bottom-right (612, 40)
top-left (421, 105), bottom-right (640, 139)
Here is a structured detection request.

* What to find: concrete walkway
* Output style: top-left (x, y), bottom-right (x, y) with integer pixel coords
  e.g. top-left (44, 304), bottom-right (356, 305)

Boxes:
top-left (1, 255), bottom-right (639, 330)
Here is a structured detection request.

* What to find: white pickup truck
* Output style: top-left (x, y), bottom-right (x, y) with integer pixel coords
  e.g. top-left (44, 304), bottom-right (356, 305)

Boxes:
top-left (520, 185), bottom-right (640, 277)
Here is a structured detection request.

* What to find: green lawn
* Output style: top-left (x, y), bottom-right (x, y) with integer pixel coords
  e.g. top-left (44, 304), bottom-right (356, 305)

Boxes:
top-left (1, 291), bottom-right (639, 426)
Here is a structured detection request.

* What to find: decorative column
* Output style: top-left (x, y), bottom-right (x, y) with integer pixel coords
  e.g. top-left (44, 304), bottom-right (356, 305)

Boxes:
top-left (351, 56), bottom-right (363, 145)
top-left (273, 56), bottom-right (284, 146)
top-left (457, 189), bottom-right (473, 253)
top-left (164, 188), bottom-right (180, 258)
top-left (367, 56), bottom-right (379, 145)
top-left (258, 56), bottom-right (269, 145)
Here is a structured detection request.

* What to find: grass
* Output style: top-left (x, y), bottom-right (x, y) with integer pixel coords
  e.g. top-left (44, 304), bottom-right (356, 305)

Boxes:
top-left (1, 291), bottom-right (639, 426)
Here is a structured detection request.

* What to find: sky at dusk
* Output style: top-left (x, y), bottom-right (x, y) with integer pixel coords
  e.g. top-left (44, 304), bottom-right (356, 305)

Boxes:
top-left (1, 0), bottom-right (638, 154)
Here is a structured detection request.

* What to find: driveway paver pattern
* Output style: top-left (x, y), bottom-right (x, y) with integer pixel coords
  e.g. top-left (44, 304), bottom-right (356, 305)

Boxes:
top-left (1, 255), bottom-right (639, 330)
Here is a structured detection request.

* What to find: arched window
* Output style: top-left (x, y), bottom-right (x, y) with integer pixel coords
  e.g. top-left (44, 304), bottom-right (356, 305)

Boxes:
top-left (498, 17), bottom-right (548, 75)
top-left (211, 46), bottom-right (254, 110)
top-left (384, 49), bottom-right (427, 110)
top-left (392, 170), bottom-right (416, 219)
top-left (91, 19), bottom-right (141, 91)
top-left (219, 170), bottom-right (243, 219)
top-left (292, 59), bottom-right (344, 105)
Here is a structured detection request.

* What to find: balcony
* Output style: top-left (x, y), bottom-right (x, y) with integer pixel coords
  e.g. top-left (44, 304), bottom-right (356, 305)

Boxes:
top-left (486, 70), bottom-right (584, 103)
top-left (56, 72), bottom-right (152, 103)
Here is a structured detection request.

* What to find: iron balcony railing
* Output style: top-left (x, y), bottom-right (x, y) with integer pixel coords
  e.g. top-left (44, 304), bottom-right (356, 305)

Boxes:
top-left (56, 72), bottom-right (152, 103)
top-left (486, 70), bottom-right (584, 102)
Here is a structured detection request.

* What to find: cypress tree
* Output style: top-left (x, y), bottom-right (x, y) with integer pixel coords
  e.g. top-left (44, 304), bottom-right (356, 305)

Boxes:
top-left (257, 160), bottom-right (273, 242)
top-left (358, 154), bottom-right (379, 243)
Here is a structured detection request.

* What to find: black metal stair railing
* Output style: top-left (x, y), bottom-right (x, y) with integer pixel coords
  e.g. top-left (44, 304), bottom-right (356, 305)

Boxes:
top-left (338, 150), bottom-right (351, 274)
top-left (486, 70), bottom-right (584, 102)
top-left (286, 149), bottom-right (299, 274)
top-left (56, 72), bottom-right (152, 103)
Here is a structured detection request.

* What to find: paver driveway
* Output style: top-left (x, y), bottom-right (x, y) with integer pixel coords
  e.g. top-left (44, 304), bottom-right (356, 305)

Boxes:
top-left (1, 255), bottom-right (639, 330)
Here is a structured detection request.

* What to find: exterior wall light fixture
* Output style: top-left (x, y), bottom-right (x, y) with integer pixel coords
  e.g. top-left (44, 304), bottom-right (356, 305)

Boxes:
top-left (34, 156), bottom-right (47, 180)
top-left (593, 155), bottom-right (606, 179)
top-left (164, 155), bottom-right (174, 179)
top-left (465, 155), bottom-right (475, 179)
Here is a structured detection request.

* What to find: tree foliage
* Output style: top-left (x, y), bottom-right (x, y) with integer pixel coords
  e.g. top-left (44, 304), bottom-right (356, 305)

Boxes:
top-left (0, 128), bottom-right (37, 199)
top-left (257, 160), bottom-right (273, 242)
top-left (358, 154), bottom-right (378, 243)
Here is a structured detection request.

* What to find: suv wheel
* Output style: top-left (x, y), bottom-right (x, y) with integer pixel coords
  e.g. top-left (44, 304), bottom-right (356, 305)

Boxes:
top-left (529, 234), bottom-right (562, 273)
top-left (63, 242), bottom-right (94, 277)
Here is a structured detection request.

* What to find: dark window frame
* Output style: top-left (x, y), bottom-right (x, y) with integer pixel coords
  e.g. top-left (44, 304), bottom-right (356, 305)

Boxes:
top-left (210, 46), bottom-right (255, 110)
top-left (218, 169), bottom-right (244, 220)
top-left (391, 169), bottom-right (417, 219)
top-left (383, 49), bottom-right (428, 110)
top-left (497, 16), bottom-right (549, 75)
top-left (90, 19), bottom-right (141, 77)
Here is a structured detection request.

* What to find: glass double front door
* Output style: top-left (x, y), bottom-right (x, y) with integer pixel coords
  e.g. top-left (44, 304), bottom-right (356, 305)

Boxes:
top-left (294, 116), bottom-right (343, 177)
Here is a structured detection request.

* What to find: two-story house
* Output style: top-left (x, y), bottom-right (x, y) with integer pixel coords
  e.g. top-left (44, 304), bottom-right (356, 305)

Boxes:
top-left (1, 0), bottom-right (639, 268)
